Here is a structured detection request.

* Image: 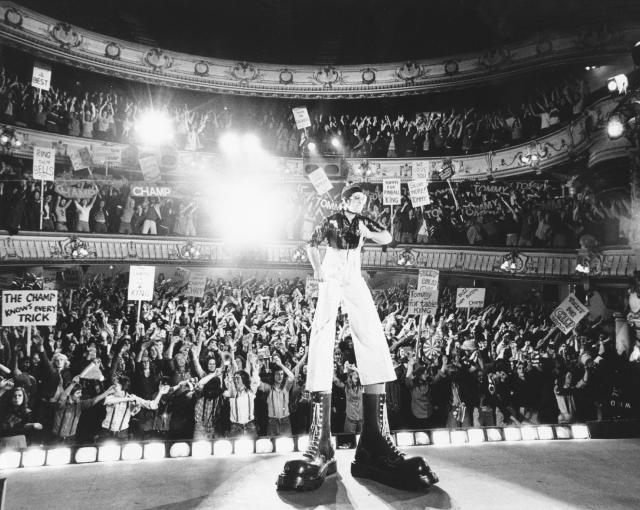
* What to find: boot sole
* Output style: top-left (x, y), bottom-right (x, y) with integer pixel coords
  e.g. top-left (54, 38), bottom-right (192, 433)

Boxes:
top-left (276, 460), bottom-right (337, 491)
top-left (350, 461), bottom-right (432, 491)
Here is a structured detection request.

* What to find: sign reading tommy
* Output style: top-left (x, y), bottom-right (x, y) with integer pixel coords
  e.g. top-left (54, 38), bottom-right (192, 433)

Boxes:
top-left (2, 290), bottom-right (58, 326)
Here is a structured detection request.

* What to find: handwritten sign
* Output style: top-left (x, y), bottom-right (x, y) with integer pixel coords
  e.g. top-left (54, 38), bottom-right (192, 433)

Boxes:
top-left (456, 288), bottom-right (486, 308)
top-left (308, 167), bottom-right (333, 195)
top-left (128, 266), bottom-right (155, 301)
top-left (550, 293), bottom-right (589, 334)
top-left (305, 276), bottom-right (319, 299)
top-left (383, 179), bottom-right (401, 205)
top-left (2, 290), bottom-right (58, 326)
top-left (413, 161), bottom-right (428, 180)
top-left (417, 269), bottom-right (439, 292)
top-left (31, 63), bottom-right (52, 91)
top-left (33, 146), bottom-right (56, 181)
top-left (139, 155), bottom-right (161, 182)
top-left (408, 180), bottom-right (431, 207)
top-left (408, 290), bottom-right (438, 316)
top-left (292, 107), bottom-right (311, 129)
top-left (185, 272), bottom-right (207, 298)
top-left (92, 146), bottom-right (122, 166)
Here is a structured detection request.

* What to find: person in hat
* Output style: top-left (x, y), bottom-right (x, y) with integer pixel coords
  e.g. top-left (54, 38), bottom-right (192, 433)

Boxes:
top-left (277, 184), bottom-right (438, 491)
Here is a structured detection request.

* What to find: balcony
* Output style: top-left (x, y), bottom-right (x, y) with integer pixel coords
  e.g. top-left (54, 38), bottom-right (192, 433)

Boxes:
top-left (0, 232), bottom-right (636, 281)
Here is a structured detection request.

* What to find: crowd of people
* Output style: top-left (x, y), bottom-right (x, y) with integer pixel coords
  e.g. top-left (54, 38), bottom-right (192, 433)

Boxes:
top-left (0, 59), bottom-right (589, 157)
top-left (1, 272), bottom-right (638, 448)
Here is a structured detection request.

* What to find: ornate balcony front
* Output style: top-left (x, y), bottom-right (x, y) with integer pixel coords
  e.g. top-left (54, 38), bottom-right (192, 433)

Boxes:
top-left (0, 233), bottom-right (635, 281)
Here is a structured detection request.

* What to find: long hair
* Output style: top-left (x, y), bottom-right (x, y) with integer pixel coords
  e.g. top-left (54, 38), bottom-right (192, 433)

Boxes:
top-left (9, 386), bottom-right (30, 416)
top-left (234, 370), bottom-right (251, 391)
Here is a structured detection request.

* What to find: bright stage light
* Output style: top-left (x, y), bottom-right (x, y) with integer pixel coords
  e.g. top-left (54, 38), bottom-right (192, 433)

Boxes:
top-left (220, 132), bottom-right (241, 153)
top-left (467, 428), bottom-right (485, 444)
top-left (243, 133), bottom-right (261, 152)
top-left (537, 426), bottom-right (555, 440)
top-left (144, 442), bottom-right (166, 460)
top-left (121, 443), bottom-right (143, 461)
top-left (307, 142), bottom-right (317, 152)
top-left (504, 427), bottom-right (522, 441)
top-left (213, 440), bottom-right (233, 457)
top-left (191, 440), bottom-right (212, 458)
top-left (275, 437), bottom-right (295, 453)
top-left (98, 442), bottom-right (121, 462)
top-left (607, 116), bottom-right (625, 139)
top-left (331, 137), bottom-right (341, 149)
top-left (431, 430), bottom-right (451, 446)
top-left (607, 74), bottom-right (628, 94)
top-left (414, 432), bottom-right (430, 445)
top-left (486, 428), bottom-right (503, 442)
top-left (21, 448), bottom-right (46, 468)
top-left (0, 450), bottom-right (22, 469)
top-left (234, 439), bottom-right (254, 456)
top-left (297, 435), bottom-right (309, 452)
top-left (135, 109), bottom-right (174, 146)
top-left (395, 432), bottom-right (415, 447)
top-left (450, 430), bottom-right (467, 445)
top-left (521, 426), bottom-right (539, 441)
top-left (555, 426), bottom-right (572, 439)
top-left (571, 424), bottom-right (590, 439)
top-left (75, 446), bottom-right (98, 463)
top-left (256, 438), bottom-right (274, 454)
top-left (169, 443), bottom-right (190, 458)
top-left (46, 447), bottom-right (72, 466)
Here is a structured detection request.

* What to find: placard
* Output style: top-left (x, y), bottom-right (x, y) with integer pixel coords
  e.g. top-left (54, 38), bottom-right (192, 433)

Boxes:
top-left (440, 160), bottom-right (455, 180)
top-left (139, 155), bottom-right (161, 182)
top-left (292, 107), bottom-right (311, 129)
top-left (550, 293), bottom-right (589, 334)
top-left (308, 167), bottom-right (333, 195)
top-left (185, 272), bottom-right (207, 298)
top-left (417, 269), bottom-right (439, 292)
top-left (31, 63), bottom-right (52, 91)
top-left (408, 290), bottom-right (438, 316)
top-left (33, 146), bottom-right (56, 181)
top-left (383, 179), bottom-right (401, 205)
top-left (305, 276), bottom-right (319, 299)
top-left (2, 290), bottom-right (58, 326)
top-left (92, 146), bottom-right (122, 165)
top-left (413, 161), bottom-right (428, 180)
top-left (407, 179), bottom-right (431, 207)
top-left (456, 288), bottom-right (486, 308)
top-left (128, 266), bottom-right (156, 301)
top-left (70, 148), bottom-right (92, 171)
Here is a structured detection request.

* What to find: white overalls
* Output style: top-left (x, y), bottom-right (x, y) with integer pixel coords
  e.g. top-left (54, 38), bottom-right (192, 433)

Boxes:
top-left (306, 244), bottom-right (397, 391)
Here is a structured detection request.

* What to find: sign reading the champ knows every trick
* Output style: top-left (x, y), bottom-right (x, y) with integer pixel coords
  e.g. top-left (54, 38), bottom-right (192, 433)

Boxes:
top-left (2, 290), bottom-right (58, 326)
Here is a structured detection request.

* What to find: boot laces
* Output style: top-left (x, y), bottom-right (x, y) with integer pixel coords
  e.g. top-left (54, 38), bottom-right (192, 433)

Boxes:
top-left (380, 401), bottom-right (403, 459)
top-left (304, 402), bottom-right (322, 459)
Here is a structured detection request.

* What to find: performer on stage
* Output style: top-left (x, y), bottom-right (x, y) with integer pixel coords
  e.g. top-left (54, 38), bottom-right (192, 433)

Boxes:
top-left (277, 184), bottom-right (439, 491)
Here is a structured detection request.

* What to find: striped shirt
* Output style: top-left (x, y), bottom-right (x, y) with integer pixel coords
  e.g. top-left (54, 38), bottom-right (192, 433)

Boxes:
top-left (53, 398), bottom-right (93, 438)
top-left (102, 394), bottom-right (157, 432)
top-left (260, 380), bottom-right (293, 419)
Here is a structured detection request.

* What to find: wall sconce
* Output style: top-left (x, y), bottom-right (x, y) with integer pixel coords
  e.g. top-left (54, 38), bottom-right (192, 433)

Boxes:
top-left (179, 241), bottom-right (200, 260)
top-left (397, 249), bottom-right (416, 266)
top-left (291, 247), bottom-right (308, 263)
top-left (500, 251), bottom-right (526, 273)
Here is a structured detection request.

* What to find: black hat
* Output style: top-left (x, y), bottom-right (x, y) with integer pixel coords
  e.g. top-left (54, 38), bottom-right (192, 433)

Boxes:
top-left (341, 184), bottom-right (364, 201)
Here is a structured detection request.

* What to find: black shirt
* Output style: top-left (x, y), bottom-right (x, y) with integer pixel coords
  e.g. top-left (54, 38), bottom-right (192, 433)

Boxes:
top-left (307, 210), bottom-right (385, 250)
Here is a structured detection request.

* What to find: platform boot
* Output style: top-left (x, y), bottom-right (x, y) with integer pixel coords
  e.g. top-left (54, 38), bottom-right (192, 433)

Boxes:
top-left (351, 393), bottom-right (439, 490)
top-left (276, 391), bottom-right (336, 491)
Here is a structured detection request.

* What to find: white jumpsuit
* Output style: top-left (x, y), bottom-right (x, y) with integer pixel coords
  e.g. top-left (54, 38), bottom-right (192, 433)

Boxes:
top-left (306, 244), bottom-right (397, 392)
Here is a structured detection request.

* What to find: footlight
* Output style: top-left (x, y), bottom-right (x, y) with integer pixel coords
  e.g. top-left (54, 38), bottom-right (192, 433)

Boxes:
top-left (396, 432), bottom-right (415, 447)
top-left (450, 430), bottom-right (467, 445)
top-left (467, 429), bottom-right (485, 444)
top-left (191, 440), bottom-right (212, 458)
top-left (46, 447), bottom-right (72, 466)
top-left (121, 443), bottom-right (143, 461)
top-left (414, 432), bottom-right (430, 446)
top-left (431, 430), bottom-right (451, 446)
top-left (169, 443), bottom-right (190, 458)
top-left (296, 435), bottom-right (309, 452)
top-left (256, 438), bottom-right (274, 454)
top-left (75, 446), bottom-right (98, 464)
top-left (521, 426), bottom-right (539, 441)
top-left (234, 438), bottom-right (254, 456)
top-left (21, 447), bottom-right (46, 467)
top-left (503, 427), bottom-right (522, 441)
top-left (570, 424), bottom-right (590, 439)
top-left (213, 440), bottom-right (233, 457)
top-left (554, 426), bottom-right (572, 439)
top-left (275, 437), bottom-right (295, 453)
top-left (537, 426), bottom-right (555, 440)
top-left (0, 450), bottom-right (22, 469)
top-left (98, 442), bottom-right (121, 462)
top-left (486, 428), bottom-right (503, 442)
top-left (144, 442), bottom-right (166, 461)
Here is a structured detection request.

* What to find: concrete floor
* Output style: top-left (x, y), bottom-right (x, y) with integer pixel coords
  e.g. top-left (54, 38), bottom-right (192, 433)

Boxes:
top-left (4, 439), bottom-right (640, 510)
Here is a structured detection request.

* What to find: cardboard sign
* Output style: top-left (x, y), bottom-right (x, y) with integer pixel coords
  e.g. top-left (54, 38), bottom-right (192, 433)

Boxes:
top-left (550, 293), bottom-right (589, 334)
top-left (33, 146), bottom-right (56, 181)
top-left (31, 63), bottom-right (52, 91)
top-left (456, 288), bottom-right (486, 308)
top-left (70, 148), bottom-right (92, 171)
top-left (292, 107), bottom-right (311, 129)
top-left (417, 269), bottom-right (439, 292)
top-left (408, 290), bottom-right (438, 316)
top-left (413, 161), bottom-right (428, 180)
top-left (139, 156), bottom-right (161, 182)
top-left (2, 290), bottom-right (58, 326)
top-left (128, 266), bottom-right (155, 301)
top-left (383, 179), bottom-right (401, 205)
top-left (185, 272), bottom-right (207, 298)
top-left (308, 167), bottom-right (333, 195)
top-left (440, 160), bottom-right (455, 180)
top-left (92, 146), bottom-right (122, 166)
top-left (408, 179), bottom-right (431, 207)
top-left (305, 276), bottom-right (319, 299)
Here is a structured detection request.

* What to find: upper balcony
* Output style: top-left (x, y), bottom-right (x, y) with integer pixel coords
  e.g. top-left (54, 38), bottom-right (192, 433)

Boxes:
top-left (1, 1), bottom-right (639, 98)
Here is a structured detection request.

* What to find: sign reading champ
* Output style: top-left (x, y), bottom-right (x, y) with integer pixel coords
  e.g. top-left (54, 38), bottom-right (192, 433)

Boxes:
top-left (550, 293), bottom-right (589, 334)
top-left (456, 288), bottom-right (486, 308)
top-left (2, 290), bottom-right (58, 326)
top-left (128, 266), bottom-right (156, 301)
top-left (383, 179), bottom-right (401, 205)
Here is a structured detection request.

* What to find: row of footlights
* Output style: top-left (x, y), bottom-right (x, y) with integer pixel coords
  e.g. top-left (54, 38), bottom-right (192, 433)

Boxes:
top-left (0, 424), bottom-right (590, 469)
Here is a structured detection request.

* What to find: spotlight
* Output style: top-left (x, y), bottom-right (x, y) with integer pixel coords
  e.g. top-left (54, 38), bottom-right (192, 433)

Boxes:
top-left (0, 134), bottom-right (8, 144)
top-left (467, 429), bottom-right (485, 444)
top-left (608, 74), bottom-right (629, 94)
top-left (121, 443), bottom-right (143, 461)
top-left (256, 438), bottom-right (274, 454)
top-left (213, 439), bottom-right (233, 456)
top-left (431, 430), bottom-right (451, 446)
top-left (220, 132), bottom-right (241, 153)
top-left (571, 424), bottom-right (590, 439)
top-left (242, 133), bottom-right (261, 152)
top-left (537, 425), bottom-right (555, 440)
top-left (633, 41), bottom-right (640, 67)
top-left (191, 440), bottom-right (212, 458)
top-left (307, 141), bottom-right (317, 153)
top-left (275, 437), bottom-right (295, 453)
top-left (606, 116), bottom-right (626, 139)
top-left (143, 442), bottom-right (166, 460)
top-left (331, 137), bottom-right (341, 149)
top-left (395, 432), bottom-right (415, 447)
top-left (98, 442), bottom-right (121, 462)
top-left (21, 448), bottom-right (46, 468)
top-left (169, 443), bottom-right (190, 458)
top-left (75, 446), bottom-right (98, 463)
top-left (135, 109), bottom-right (174, 146)
top-left (0, 450), bottom-right (22, 469)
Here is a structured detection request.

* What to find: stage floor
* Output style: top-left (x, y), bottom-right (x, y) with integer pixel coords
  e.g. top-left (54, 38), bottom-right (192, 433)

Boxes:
top-left (4, 438), bottom-right (640, 510)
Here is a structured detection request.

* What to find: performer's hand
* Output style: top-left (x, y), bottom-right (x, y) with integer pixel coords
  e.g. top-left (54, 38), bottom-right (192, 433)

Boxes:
top-left (314, 269), bottom-right (327, 283)
top-left (358, 220), bottom-right (372, 239)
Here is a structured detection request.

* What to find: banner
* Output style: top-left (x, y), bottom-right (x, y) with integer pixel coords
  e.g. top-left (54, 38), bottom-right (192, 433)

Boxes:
top-left (54, 184), bottom-right (98, 200)
top-left (70, 148), bottom-right (92, 171)
top-left (139, 156), bottom-right (161, 182)
top-left (408, 179), bottom-right (431, 207)
top-left (292, 107), bottom-right (311, 129)
top-left (185, 272), bottom-right (207, 298)
top-left (33, 146), bottom-right (56, 181)
top-left (130, 184), bottom-right (173, 198)
top-left (417, 269), bottom-right (439, 292)
top-left (550, 293), bottom-right (589, 334)
top-left (31, 63), bottom-right (51, 91)
top-left (305, 276), bottom-right (319, 299)
top-left (308, 167), bottom-right (333, 195)
top-left (408, 290), bottom-right (438, 316)
top-left (128, 266), bottom-right (156, 301)
top-left (92, 146), bottom-right (122, 166)
top-left (383, 179), bottom-right (401, 205)
top-left (456, 288), bottom-right (486, 308)
top-left (413, 161), bottom-right (428, 180)
top-left (2, 290), bottom-right (58, 326)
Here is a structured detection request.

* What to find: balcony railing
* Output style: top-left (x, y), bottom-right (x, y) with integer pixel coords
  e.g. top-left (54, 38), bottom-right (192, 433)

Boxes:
top-left (0, 233), bottom-right (636, 280)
